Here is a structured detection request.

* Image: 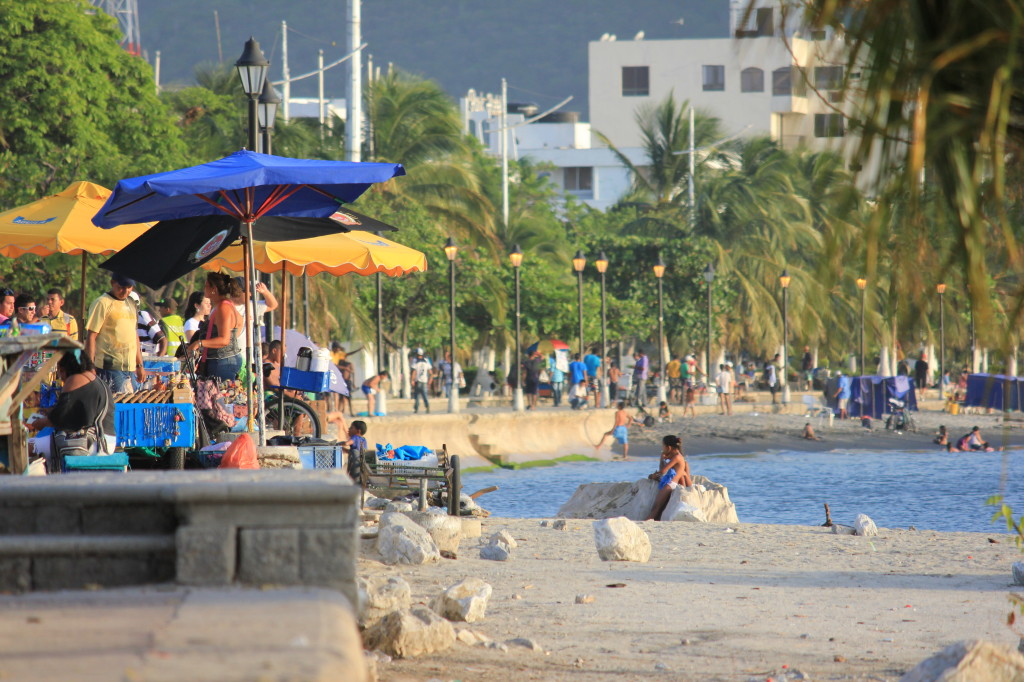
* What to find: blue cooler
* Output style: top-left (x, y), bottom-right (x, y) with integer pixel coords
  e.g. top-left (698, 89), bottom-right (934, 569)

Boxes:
top-left (280, 367), bottom-right (331, 393)
top-left (63, 453), bottom-right (129, 473)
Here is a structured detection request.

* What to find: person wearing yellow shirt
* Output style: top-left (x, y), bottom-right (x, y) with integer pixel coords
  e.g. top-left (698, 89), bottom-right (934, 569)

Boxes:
top-left (84, 273), bottom-right (145, 393)
top-left (41, 288), bottom-right (80, 339)
top-left (666, 355), bottom-right (682, 404)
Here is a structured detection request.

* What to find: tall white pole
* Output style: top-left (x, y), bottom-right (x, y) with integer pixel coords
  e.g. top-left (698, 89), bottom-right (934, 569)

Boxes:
top-left (346, 0), bottom-right (362, 162)
top-left (501, 78), bottom-right (509, 228)
top-left (688, 106), bottom-right (696, 211)
top-left (154, 50), bottom-right (161, 94)
top-left (318, 49), bottom-right (325, 135)
top-left (282, 20), bottom-right (290, 122)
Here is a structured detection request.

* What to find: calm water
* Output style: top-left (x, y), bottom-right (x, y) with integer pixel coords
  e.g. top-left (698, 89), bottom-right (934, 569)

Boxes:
top-left (464, 449), bottom-right (1024, 533)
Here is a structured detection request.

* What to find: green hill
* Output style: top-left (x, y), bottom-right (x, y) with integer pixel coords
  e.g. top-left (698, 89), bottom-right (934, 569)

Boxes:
top-left (140, 0), bottom-right (728, 118)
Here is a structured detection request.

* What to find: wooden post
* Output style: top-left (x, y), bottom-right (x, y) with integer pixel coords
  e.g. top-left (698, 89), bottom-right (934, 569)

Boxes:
top-left (79, 253), bottom-right (87, 341)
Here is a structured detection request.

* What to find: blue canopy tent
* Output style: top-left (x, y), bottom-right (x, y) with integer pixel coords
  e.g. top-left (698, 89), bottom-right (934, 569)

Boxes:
top-left (849, 375), bottom-right (919, 418)
top-left (965, 373), bottom-right (1019, 411)
top-left (92, 150), bottom-right (405, 442)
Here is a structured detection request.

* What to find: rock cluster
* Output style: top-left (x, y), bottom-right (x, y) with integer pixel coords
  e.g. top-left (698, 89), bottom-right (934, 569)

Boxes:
top-left (376, 513), bottom-right (441, 565)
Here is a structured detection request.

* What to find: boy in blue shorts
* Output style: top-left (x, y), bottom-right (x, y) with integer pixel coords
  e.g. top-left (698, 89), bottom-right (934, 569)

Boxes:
top-left (594, 401), bottom-right (631, 459)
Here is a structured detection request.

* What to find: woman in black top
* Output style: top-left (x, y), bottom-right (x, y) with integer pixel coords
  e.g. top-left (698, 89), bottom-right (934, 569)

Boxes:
top-left (30, 351), bottom-right (116, 468)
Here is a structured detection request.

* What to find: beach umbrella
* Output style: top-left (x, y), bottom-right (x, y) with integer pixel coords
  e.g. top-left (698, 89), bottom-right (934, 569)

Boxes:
top-left (0, 181), bottom-right (154, 326)
top-left (92, 149), bottom-right (406, 442)
top-left (526, 339), bottom-right (570, 355)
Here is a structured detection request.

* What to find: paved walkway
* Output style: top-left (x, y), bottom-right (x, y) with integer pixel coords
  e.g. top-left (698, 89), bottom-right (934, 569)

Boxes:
top-left (0, 586), bottom-right (367, 682)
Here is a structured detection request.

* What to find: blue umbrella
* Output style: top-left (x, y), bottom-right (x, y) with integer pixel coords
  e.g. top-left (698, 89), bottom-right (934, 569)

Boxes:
top-left (91, 150), bottom-right (405, 442)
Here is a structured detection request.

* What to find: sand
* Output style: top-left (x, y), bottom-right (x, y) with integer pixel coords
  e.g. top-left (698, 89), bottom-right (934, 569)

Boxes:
top-left (363, 518), bottom-right (1021, 681)
top-left (361, 408), bottom-right (1024, 681)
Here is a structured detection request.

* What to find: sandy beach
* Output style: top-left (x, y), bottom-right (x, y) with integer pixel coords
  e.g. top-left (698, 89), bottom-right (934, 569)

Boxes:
top-left (363, 517), bottom-right (1021, 681)
top-left (361, 407), bottom-right (1024, 681)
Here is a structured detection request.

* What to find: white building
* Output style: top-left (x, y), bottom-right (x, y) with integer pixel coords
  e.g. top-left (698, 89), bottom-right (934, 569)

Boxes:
top-left (588, 1), bottom-right (858, 163)
top-left (462, 90), bottom-right (644, 211)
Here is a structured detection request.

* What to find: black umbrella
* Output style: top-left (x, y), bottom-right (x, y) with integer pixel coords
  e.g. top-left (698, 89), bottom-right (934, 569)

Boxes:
top-left (100, 209), bottom-right (397, 288)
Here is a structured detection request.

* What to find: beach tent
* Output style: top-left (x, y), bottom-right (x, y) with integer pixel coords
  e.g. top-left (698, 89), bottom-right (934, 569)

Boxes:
top-left (849, 375), bottom-right (919, 418)
top-left (965, 373), bottom-right (1018, 411)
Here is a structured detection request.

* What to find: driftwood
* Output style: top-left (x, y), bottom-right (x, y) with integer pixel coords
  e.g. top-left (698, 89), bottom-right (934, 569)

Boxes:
top-left (469, 485), bottom-right (498, 500)
top-left (821, 502), bottom-right (834, 527)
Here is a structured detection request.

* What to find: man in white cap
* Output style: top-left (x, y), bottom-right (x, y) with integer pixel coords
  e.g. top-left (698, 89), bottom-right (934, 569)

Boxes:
top-left (411, 347), bottom-right (432, 414)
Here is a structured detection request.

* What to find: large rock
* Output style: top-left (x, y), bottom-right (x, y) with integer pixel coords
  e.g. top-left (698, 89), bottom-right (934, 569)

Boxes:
top-left (376, 513), bottom-right (440, 565)
top-left (593, 517), bottom-right (651, 562)
top-left (900, 640), bottom-right (1024, 681)
top-left (358, 575), bottom-right (412, 629)
top-left (432, 578), bottom-right (492, 623)
top-left (405, 509), bottom-right (463, 554)
top-left (480, 541), bottom-right (511, 561)
top-left (1013, 562), bottom-right (1024, 586)
top-left (364, 607), bottom-right (456, 658)
top-left (558, 475), bottom-right (739, 524)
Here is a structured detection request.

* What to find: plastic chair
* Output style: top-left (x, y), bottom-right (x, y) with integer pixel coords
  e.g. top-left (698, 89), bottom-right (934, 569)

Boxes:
top-left (802, 395), bottom-right (833, 427)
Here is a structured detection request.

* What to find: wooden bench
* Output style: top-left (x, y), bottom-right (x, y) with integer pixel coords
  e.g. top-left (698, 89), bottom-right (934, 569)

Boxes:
top-left (360, 444), bottom-right (462, 515)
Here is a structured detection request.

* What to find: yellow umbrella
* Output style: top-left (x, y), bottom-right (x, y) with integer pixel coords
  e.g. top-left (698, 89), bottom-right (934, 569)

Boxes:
top-left (0, 181), bottom-right (151, 257)
top-left (202, 229), bottom-right (428, 277)
top-left (0, 181), bottom-right (154, 327)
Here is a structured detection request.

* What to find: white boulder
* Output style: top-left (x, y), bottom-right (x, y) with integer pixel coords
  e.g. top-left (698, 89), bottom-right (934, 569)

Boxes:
top-left (377, 512), bottom-right (440, 565)
top-left (558, 476), bottom-right (739, 524)
top-left (900, 639), bottom-right (1024, 681)
top-left (357, 575), bottom-right (412, 628)
top-left (364, 607), bottom-right (456, 659)
top-left (432, 578), bottom-right (492, 623)
top-left (405, 509), bottom-right (463, 554)
top-left (854, 514), bottom-right (878, 537)
top-left (489, 530), bottom-right (518, 549)
top-left (480, 541), bottom-right (511, 561)
top-left (593, 517), bottom-right (651, 562)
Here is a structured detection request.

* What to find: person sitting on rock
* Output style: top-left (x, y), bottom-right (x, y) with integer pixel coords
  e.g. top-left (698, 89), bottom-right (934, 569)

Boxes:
top-left (645, 434), bottom-right (692, 521)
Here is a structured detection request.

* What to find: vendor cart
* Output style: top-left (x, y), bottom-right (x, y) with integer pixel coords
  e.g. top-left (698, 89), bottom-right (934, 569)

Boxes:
top-left (0, 333), bottom-right (83, 475)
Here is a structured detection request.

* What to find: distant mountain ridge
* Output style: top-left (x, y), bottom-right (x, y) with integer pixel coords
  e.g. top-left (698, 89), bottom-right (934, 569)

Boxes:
top-left (140, 0), bottom-right (729, 119)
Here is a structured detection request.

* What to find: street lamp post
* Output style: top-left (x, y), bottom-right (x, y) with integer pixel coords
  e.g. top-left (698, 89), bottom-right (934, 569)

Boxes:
top-left (510, 244), bottom-right (525, 412)
top-left (937, 283), bottom-right (946, 393)
top-left (257, 79), bottom-right (281, 154)
top-left (654, 255), bottom-right (667, 403)
top-left (779, 269), bottom-right (791, 404)
top-left (595, 252), bottom-right (609, 408)
top-left (235, 37), bottom-right (269, 443)
top-left (572, 250), bottom-right (586, 357)
top-left (703, 263), bottom-right (715, 384)
top-left (856, 277), bottom-right (867, 373)
top-left (375, 269), bottom-right (387, 415)
top-left (444, 238), bottom-right (459, 413)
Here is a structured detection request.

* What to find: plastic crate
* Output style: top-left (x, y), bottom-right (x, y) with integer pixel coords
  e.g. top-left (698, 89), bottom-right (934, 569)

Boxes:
top-left (280, 367), bottom-right (331, 393)
top-left (298, 444), bottom-right (345, 470)
top-left (115, 403), bottom-right (196, 448)
top-left (143, 358), bottom-right (181, 373)
top-left (0, 323), bottom-right (51, 337)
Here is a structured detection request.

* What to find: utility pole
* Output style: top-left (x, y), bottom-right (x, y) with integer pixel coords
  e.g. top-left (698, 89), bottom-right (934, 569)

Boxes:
top-left (501, 78), bottom-right (509, 227)
top-left (282, 20), bottom-right (290, 122)
top-left (346, 0), bottom-right (362, 162)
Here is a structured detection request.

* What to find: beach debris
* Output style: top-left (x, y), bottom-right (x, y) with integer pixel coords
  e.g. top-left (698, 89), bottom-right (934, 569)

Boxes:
top-left (469, 485), bottom-right (499, 499)
top-left (489, 529), bottom-right (518, 549)
top-left (506, 637), bottom-right (544, 652)
top-left (574, 658), bottom-right (586, 668)
top-left (432, 578), bottom-right (492, 623)
top-left (900, 640), bottom-right (1024, 681)
top-left (655, 662), bottom-right (670, 671)
top-left (480, 541), bottom-right (512, 561)
top-left (606, 583), bottom-right (627, 588)
top-left (384, 500), bottom-right (415, 513)
top-left (405, 509), bottom-right (464, 554)
top-left (552, 519), bottom-right (568, 530)
top-left (484, 641), bottom-right (509, 652)
top-left (593, 517), bottom-right (652, 562)
top-left (357, 575), bottom-right (412, 629)
top-left (834, 655), bottom-right (846, 662)
top-left (989, 538), bottom-right (1000, 544)
top-left (511, 593), bottom-right (522, 600)
top-left (377, 513), bottom-right (441, 565)
top-left (1012, 562), bottom-right (1024, 586)
top-left (724, 528), bottom-right (736, 533)
top-left (822, 503), bottom-right (834, 527)
top-left (854, 514), bottom-right (878, 537)
top-left (363, 607), bottom-right (456, 659)
top-left (575, 594), bottom-right (596, 604)
top-left (539, 520), bottom-right (549, 527)
top-left (831, 524), bottom-right (857, 536)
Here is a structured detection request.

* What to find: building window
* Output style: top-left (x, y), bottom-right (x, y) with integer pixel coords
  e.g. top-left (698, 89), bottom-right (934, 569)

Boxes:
top-left (772, 67), bottom-right (791, 95)
top-left (814, 113), bottom-right (845, 138)
top-left (621, 66), bottom-right (649, 96)
top-left (564, 167), bottom-right (593, 192)
top-left (702, 65), bottom-right (725, 91)
top-left (814, 66), bottom-right (844, 91)
top-left (741, 67), bottom-right (764, 93)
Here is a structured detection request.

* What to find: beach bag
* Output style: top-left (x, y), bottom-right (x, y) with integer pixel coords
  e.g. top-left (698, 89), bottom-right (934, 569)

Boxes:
top-left (219, 433), bottom-right (259, 469)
